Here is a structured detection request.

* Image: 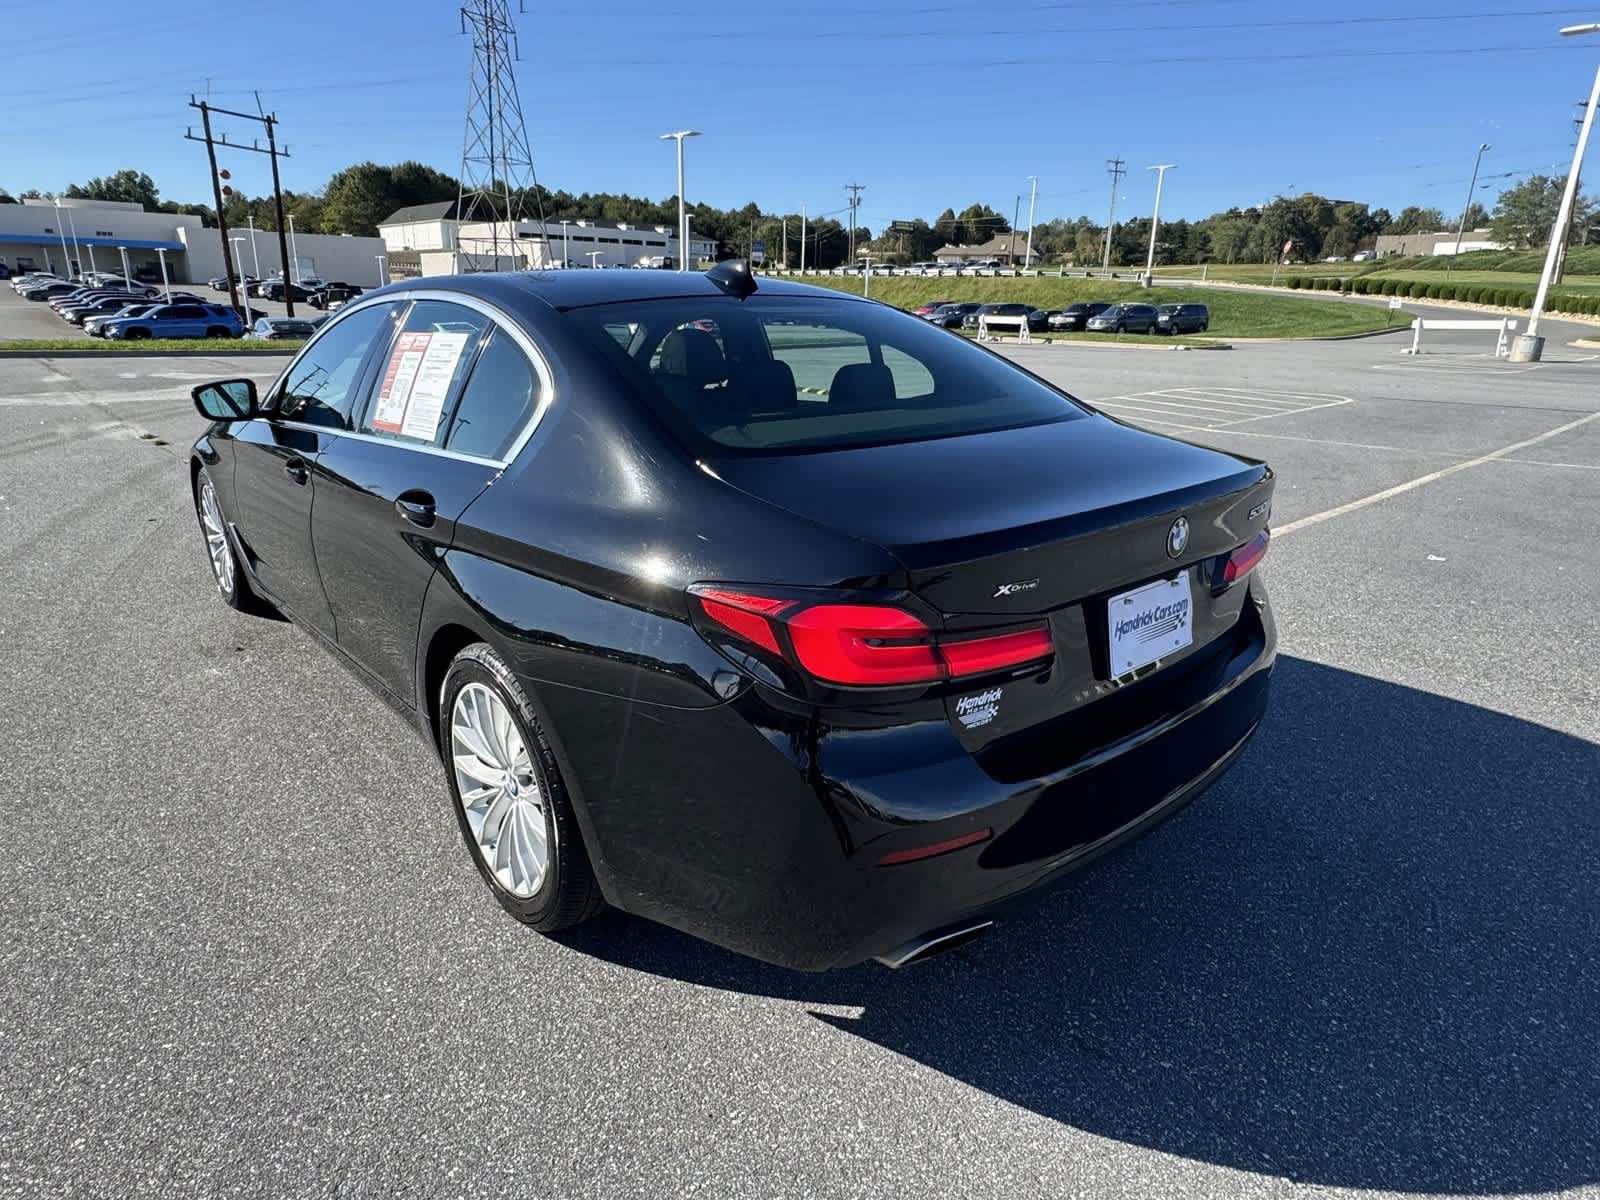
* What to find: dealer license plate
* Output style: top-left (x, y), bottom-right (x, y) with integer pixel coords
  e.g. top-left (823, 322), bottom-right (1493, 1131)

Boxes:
top-left (1107, 573), bottom-right (1194, 678)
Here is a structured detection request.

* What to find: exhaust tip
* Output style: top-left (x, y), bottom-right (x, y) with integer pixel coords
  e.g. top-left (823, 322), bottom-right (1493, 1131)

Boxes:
top-left (874, 920), bottom-right (993, 969)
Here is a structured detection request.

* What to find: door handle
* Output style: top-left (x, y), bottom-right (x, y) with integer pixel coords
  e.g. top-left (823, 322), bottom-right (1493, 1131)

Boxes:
top-left (283, 458), bottom-right (309, 485)
top-left (396, 491), bottom-right (437, 528)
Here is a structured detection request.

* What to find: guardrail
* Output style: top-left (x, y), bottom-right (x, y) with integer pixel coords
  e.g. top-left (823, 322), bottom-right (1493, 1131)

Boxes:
top-left (1404, 317), bottom-right (1518, 358)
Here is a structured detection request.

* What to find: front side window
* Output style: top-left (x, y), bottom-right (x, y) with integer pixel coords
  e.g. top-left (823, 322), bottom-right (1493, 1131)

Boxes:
top-left (359, 300), bottom-right (490, 447)
top-left (277, 303), bottom-right (394, 429)
top-left (572, 297), bottom-right (1086, 455)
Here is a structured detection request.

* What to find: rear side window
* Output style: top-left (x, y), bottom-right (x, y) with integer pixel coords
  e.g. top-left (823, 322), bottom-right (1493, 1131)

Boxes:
top-left (443, 329), bottom-right (541, 461)
top-left (573, 297), bottom-right (1085, 455)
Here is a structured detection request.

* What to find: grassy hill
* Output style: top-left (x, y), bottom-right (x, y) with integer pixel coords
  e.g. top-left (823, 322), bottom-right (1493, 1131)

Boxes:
top-left (796, 277), bottom-right (1409, 338)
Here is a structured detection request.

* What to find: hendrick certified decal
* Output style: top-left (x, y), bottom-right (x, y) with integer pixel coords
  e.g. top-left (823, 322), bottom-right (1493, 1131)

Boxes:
top-left (954, 686), bottom-right (1002, 730)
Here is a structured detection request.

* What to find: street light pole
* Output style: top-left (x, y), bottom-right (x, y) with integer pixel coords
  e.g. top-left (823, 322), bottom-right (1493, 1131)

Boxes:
top-left (375, 254), bottom-right (388, 285)
top-left (62, 203), bottom-right (84, 280)
top-left (800, 203), bottom-right (807, 274)
top-left (287, 214), bottom-right (300, 285)
top-left (1145, 164), bottom-right (1175, 286)
top-left (247, 215), bottom-right (262, 282)
top-left (560, 218), bottom-right (570, 268)
top-left (155, 248), bottom-right (171, 300)
top-left (50, 200), bottom-right (71, 277)
top-left (585, 250), bottom-right (604, 270)
top-left (1024, 175), bottom-right (1038, 270)
top-left (1517, 22), bottom-right (1600, 359)
top-left (1447, 143), bottom-right (1491, 276)
top-left (659, 130), bottom-right (702, 271)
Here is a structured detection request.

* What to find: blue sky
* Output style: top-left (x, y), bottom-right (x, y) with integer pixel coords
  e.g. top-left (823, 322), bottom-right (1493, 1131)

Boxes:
top-left (2, 0), bottom-right (1596, 229)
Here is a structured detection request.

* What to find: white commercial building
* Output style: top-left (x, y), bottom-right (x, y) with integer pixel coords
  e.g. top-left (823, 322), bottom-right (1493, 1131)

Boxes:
top-left (0, 196), bottom-right (387, 286)
top-left (378, 202), bottom-right (718, 274)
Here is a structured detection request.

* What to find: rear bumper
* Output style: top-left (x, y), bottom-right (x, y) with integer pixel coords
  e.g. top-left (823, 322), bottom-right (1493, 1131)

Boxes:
top-left (537, 578), bottom-right (1276, 971)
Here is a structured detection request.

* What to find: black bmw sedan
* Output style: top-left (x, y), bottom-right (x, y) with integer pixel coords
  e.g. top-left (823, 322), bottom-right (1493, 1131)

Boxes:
top-left (189, 264), bottom-right (1275, 971)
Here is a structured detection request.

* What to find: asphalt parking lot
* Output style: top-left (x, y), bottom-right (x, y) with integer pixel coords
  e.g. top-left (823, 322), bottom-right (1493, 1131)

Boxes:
top-left (2, 317), bottom-right (1598, 1198)
top-left (1, 279), bottom-right (316, 341)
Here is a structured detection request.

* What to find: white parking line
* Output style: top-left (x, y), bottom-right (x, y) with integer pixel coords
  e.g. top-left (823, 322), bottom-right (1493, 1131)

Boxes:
top-left (1274, 410), bottom-right (1600, 537)
top-left (1092, 387), bottom-right (1352, 429)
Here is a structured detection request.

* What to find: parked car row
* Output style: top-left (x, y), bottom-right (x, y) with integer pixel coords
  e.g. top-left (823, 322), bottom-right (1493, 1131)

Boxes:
top-left (917, 299), bottom-right (1210, 336)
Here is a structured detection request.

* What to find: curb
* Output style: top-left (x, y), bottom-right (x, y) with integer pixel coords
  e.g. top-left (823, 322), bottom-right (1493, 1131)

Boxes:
top-left (1003, 338), bottom-right (1233, 352)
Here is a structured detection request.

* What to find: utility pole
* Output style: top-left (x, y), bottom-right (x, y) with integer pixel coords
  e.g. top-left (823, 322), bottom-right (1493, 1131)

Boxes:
top-left (1024, 175), bottom-right (1038, 269)
top-left (1448, 143), bottom-right (1490, 277)
top-left (846, 182), bottom-right (865, 264)
top-left (800, 203), bottom-right (807, 274)
top-left (781, 215), bottom-right (787, 270)
top-left (1144, 164), bottom-right (1175, 286)
top-left (190, 101), bottom-right (240, 314)
top-left (186, 96), bottom-right (295, 316)
top-left (1102, 157), bottom-right (1126, 272)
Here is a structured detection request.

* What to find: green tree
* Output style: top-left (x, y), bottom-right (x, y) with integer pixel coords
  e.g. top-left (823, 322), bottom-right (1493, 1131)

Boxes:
top-left (321, 161), bottom-right (459, 236)
top-left (64, 169), bottom-right (160, 208)
top-left (1489, 175), bottom-right (1596, 250)
top-left (1390, 206), bottom-right (1445, 235)
top-left (0, 189), bottom-right (15, 204)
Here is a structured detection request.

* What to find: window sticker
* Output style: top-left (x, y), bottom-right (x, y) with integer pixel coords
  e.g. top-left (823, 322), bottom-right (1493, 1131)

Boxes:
top-left (371, 330), bottom-right (472, 439)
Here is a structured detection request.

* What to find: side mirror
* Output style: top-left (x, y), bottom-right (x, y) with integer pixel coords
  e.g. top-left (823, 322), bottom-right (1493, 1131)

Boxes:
top-left (192, 379), bottom-right (258, 422)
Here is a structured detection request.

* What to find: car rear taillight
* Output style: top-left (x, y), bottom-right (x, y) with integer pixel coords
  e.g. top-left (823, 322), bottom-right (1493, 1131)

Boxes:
top-left (1221, 529), bottom-right (1270, 586)
top-left (689, 586), bottom-right (1053, 689)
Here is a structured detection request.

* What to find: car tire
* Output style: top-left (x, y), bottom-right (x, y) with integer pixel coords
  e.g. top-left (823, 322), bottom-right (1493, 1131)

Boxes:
top-left (440, 643), bottom-right (604, 933)
top-left (204, 326), bottom-right (231, 339)
top-left (124, 327), bottom-right (150, 340)
top-left (1115, 323), bottom-right (1126, 334)
top-left (194, 467), bottom-right (270, 615)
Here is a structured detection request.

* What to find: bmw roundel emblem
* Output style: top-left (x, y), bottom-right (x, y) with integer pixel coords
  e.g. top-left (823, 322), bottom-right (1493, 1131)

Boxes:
top-left (1166, 517), bottom-right (1189, 559)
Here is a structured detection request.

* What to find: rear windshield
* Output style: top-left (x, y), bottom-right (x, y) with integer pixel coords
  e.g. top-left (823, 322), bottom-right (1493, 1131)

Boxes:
top-left (570, 297), bottom-right (1086, 455)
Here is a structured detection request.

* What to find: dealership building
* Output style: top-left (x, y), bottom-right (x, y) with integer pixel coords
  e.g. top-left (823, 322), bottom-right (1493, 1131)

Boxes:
top-left (0, 197), bottom-right (387, 286)
top-left (378, 202), bottom-right (718, 274)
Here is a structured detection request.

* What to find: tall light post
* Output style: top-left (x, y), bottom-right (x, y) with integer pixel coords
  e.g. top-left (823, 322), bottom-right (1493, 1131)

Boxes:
top-left (800, 203), bottom-right (808, 274)
top-left (117, 246), bottom-right (132, 286)
top-left (375, 255), bottom-right (389, 285)
top-left (1144, 164), bottom-right (1175, 286)
top-left (1447, 143), bottom-right (1491, 276)
top-left (559, 218), bottom-right (571, 267)
top-left (659, 130), bottom-right (701, 271)
top-left (1515, 22), bottom-right (1600, 360)
top-left (50, 200), bottom-right (72, 277)
top-left (229, 236), bottom-right (246, 283)
top-left (287, 214), bottom-right (301, 284)
top-left (1024, 175), bottom-right (1038, 270)
top-left (62, 202), bottom-right (84, 279)
top-left (246, 215), bottom-right (262, 282)
top-left (585, 249), bottom-right (604, 270)
top-left (861, 252), bottom-right (875, 299)
top-left (155, 248), bottom-right (172, 301)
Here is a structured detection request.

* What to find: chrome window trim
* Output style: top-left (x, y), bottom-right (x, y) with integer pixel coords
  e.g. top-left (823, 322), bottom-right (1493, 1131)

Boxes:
top-left (259, 287), bottom-right (556, 467)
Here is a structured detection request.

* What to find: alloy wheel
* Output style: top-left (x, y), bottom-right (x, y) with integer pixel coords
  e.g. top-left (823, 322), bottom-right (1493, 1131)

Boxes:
top-left (198, 477), bottom-right (234, 595)
top-left (450, 682), bottom-right (548, 898)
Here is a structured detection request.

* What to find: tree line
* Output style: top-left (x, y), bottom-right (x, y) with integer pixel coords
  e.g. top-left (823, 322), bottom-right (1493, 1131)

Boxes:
top-left (3, 165), bottom-right (1592, 268)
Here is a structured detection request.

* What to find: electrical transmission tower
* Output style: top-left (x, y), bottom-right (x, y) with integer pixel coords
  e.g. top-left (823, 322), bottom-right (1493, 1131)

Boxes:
top-left (1102, 158), bottom-right (1126, 272)
top-left (457, 0), bottom-right (548, 270)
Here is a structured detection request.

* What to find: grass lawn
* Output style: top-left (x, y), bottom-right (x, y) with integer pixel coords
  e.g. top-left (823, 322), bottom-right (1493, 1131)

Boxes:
top-left (0, 338), bottom-right (303, 353)
top-left (800, 277), bottom-right (1406, 338)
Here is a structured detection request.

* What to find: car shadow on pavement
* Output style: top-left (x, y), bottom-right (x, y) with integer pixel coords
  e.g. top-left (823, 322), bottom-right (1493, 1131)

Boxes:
top-left (554, 656), bottom-right (1600, 1195)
